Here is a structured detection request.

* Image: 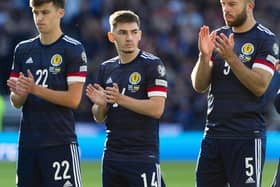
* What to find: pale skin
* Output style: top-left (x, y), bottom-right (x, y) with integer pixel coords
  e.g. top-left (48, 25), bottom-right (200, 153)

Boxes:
top-left (191, 0), bottom-right (273, 96)
top-left (7, 2), bottom-right (84, 109)
top-left (86, 21), bottom-right (166, 122)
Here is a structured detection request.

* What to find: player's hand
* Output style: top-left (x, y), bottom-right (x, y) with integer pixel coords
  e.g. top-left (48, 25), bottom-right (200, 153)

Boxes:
top-left (215, 33), bottom-right (236, 61)
top-left (198, 25), bottom-right (216, 59)
top-left (7, 78), bottom-right (18, 94)
top-left (86, 83), bottom-right (107, 107)
top-left (105, 83), bottom-right (120, 104)
top-left (17, 69), bottom-right (35, 95)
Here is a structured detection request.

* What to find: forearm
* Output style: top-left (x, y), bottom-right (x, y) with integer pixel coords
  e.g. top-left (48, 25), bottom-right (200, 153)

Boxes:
top-left (10, 93), bottom-right (27, 108)
top-left (31, 83), bottom-right (83, 109)
top-left (117, 95), bottom-right (165, 119)
top-left (92, 104), bottom-right (108, 123)
top-left (227, 54), bottom-right (272, 96)
top-left (191, 53), bottom-right (212, 93)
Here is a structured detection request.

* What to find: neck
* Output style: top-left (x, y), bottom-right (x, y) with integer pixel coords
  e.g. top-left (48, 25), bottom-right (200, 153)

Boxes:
top-left (40, 28), bottom-right (63, 45)
top-left (119, 48), bottom-right (140, 64)
top-left (232, 14), bottom-right (256, 33)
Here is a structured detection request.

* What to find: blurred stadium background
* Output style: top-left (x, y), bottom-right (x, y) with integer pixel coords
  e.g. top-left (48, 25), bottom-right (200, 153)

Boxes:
top-left (0, 0), bottom-right (280, 186)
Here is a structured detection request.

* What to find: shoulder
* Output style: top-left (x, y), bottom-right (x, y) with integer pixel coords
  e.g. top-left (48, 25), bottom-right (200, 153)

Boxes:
top-left (255, 24), bottom-right (279, 55)
top-left (15, 36), bottom-right (39, 52)
top-left (214, 26), bottom-right (231, 34)
top-left (255, 23), bottom-right (277, 38)
top-left (139, 51), bottom-right (163, 66)
top-left (61, 35), bottom-right (86, 56)
top-left (61, 35), bottom-right (85, 52)
top-left (101, 56), bottom-right (119, 66)
top-left (61, 35), bottom-right (83, 46)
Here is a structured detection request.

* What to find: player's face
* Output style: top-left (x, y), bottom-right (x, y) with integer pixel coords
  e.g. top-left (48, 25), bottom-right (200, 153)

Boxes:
top-left (220, 0), bottom-right (248, 27)
top-left (31, 2), bottom-right (64, 34)
top-left (111, 22), bottom-right (142, 54)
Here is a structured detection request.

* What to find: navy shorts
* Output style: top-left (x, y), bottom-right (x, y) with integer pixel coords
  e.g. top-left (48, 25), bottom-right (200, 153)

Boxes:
top-left (196, 137), bottom-right (265, 187)
top-left (102, 159), bottom-right (166, 187)
top-left (271, 159), bottom-right (280, 187)
top-left (17, 144), bottom-right (82, 187)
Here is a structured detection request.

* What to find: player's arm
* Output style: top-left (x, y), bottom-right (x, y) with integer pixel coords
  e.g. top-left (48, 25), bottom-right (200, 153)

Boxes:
top-left (105, 83), bottom-right (166, 119)
top-left (32, 82), bottom-right (84, 109)
top-left (18, 69), bottom-right (84, 109)
top-left (191, 26), bottom-right (216, 93)
top-left (91, 104), bottom-right (108, 123)
top-left (215, 33), bottom-right (277, 96)
top-left (7, 74), bottom-right (28, 108)
top-left (274, 91), bottom-right (280, 114)
top-left (9, 93), bottom-right (27, 108)
top-left (86, 83), bottom-right (108, 122)
top-left (274, 60), bottom-right (280, 113)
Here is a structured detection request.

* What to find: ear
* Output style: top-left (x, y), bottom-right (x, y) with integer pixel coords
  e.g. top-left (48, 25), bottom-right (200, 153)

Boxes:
top-left (138, 30), bottom-right (142, 41)
top-left (248, 0), bottom-right (255, 9)
top-left (58, 8), bottom-right (65, 18)
top-left (107, 32), bottom-right (115, 43)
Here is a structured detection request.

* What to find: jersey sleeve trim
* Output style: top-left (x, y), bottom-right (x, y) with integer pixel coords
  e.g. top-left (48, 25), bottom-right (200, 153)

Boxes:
top-left (253, 58), bottom-right (275, 75)
top-left (9, 72), bottom-right (19, 80)
top-left (147, 86), bottom-right (167, 98)
top-left (67, 72), bottom-right (87, 83)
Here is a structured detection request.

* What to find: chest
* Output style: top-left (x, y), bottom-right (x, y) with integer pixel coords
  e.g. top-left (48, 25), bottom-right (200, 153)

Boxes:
top-left (103, 63), bottom-right (148, 96)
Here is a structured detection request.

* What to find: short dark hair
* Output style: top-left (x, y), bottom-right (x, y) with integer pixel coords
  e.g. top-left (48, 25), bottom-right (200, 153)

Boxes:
top-left (109, 10), bottom-right (140, 31)
top-left (29, 0), bottom-right (65, 9)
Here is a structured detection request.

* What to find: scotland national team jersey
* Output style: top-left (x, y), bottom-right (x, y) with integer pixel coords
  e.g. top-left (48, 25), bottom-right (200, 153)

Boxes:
top-left (9, 34), bottom-right (87, 147)
top-left (96, 51), bottom-right (168, 162)
top-left (206, 23), bottom-right (279, 138)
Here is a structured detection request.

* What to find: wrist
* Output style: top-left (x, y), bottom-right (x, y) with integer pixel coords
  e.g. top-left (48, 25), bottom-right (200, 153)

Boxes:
top-left (199, 53), bottom-right (211, 63)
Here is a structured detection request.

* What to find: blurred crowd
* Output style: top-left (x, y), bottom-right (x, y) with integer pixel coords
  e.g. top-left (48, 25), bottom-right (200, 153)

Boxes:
top-left (0, 0), bottom-right (280, 130)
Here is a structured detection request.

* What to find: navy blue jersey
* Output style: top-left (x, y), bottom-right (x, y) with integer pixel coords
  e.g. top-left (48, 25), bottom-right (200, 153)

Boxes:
top-left (206, 23), bottom-right (279, 138)
top-left (96, 51), bottom-right (168, 162)
top-left (10, 34), bottom-right (87, 147)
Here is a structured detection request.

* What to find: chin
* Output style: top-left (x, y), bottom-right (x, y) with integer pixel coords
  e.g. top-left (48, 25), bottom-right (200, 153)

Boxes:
top-left (122, 50), bottom-right (134, 54)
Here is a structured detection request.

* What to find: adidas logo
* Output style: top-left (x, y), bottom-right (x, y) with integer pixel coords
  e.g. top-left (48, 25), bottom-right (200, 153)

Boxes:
top-left (245, 177), bottom-right (255, 184)
top-left (63, 180), bottom-right (73, 187)
top-left (106, 77), bottom-right (113, 84)
top-left (25, 57), bottom-right (33, 64)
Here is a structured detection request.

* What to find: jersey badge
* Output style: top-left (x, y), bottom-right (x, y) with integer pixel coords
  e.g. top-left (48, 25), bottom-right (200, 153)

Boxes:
top-left (240, 43), bottom-right (254, 63)
top-left (241, 43), bottom-right (254, 56)
top-left (128, 72), bottom-right (141, 92)
top-left (51, 54), bottom-right (63, 67)
top-left (50, 54), bottom-right (63, 74)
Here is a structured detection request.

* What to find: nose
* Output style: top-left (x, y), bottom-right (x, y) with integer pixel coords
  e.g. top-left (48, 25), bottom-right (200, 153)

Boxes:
top-left (222, 4), bottom-right (231, 13)
top-left (36, 13), bottom-right (43, 23)
top-left (126, 32), bottom-right (133, 40)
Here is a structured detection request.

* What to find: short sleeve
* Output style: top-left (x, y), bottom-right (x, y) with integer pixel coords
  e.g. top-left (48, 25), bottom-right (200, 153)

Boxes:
top-left (252, 34), bottom-right (279, 75)
top-left (66, 44), bottom-right (88, 84)
top-left (146, 59), bottom-right (168, 98)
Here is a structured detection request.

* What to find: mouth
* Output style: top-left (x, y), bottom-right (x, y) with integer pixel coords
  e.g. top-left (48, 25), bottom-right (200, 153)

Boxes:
top-left (225, 14), bottom-right (233, 21)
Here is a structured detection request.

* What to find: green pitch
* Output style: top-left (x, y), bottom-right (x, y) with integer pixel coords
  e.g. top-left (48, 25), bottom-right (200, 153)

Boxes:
top-left (0, 161), bottom-right (277, 186)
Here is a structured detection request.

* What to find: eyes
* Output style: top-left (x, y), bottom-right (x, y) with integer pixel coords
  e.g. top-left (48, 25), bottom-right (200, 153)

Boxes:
top-left (220, 1), bottom-right (237, 8)
top-left (117, 30), bottom-right (139, 36)
top-left (32, 10), bottom-right (50, 16)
